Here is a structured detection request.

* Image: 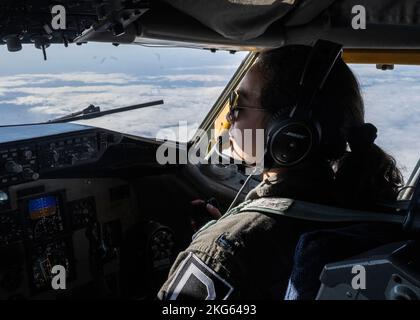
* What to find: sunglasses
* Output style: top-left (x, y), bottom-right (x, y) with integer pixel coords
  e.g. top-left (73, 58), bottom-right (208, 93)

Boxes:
top-left (226, 90), bottom-right (268, 124)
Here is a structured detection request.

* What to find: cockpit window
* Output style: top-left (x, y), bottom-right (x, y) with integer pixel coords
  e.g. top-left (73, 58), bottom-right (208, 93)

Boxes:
top-left (0, 44), bottom-right (246, 142)
top-left (350, 64), bottom-right (420, 182)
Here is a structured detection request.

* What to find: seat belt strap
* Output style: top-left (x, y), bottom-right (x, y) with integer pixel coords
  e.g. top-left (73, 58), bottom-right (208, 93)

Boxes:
top-left (237, 197), bottom-right (406, 224)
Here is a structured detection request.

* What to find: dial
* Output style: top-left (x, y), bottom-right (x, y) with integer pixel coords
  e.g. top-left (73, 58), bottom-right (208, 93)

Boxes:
top-left (68, 197), bottom-right (96, 230)
top-left (0, 213), bottom-right (23, 246)
top-left (31, 240), bottom-right (72, 290)
top-left (26, 195), bottom-right (65, 240)
top-left (4, 161), bottom-right (23, 174)
top-left (150, 229), bottom-right (175, 269)
top-left (21, 150), bottom-right (33, 160)
top-left (32, 215), bottom-right (64, 240)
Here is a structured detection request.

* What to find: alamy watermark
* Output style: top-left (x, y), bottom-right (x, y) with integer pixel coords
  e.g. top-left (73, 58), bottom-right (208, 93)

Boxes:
top-left (51, 264), bottom-right (67, 290)
top-left (351, 5), bottom-right (366, 30)
top-left (155, 121), bottom-right (266, 175)
top-left (48, 4), bottom-right (367, 31)
top-left (351, 264), bottom-right (366, 290)
top-left (51, 5), bottom-right (67, 30)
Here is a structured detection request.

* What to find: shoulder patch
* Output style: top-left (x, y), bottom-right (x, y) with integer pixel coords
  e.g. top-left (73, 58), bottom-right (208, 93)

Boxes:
top-left (165, 252), bottom-right (234, 300)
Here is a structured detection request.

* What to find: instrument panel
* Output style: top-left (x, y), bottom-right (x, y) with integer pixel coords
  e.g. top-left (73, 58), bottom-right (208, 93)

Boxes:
top-left (0, 123), bottom-right (177, 299)
top-left (0, 124), bottom-right (124, 298)
top-left (29, 239), bottom-right (73, 292)
top-left (25, 194), bottom-right (66, 241)
top-left (0, 178), bottom-right (134, 299)
top-left (0, 211), bottom-right (22, 246)
top-left (0, 123), bottom-right (122, 188)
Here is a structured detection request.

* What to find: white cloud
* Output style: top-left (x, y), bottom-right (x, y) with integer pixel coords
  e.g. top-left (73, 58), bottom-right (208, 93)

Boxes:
top-left (0, 72), bottom-right (138, 87)
top-left (144, 74), bottom-right (227, 82)
top-left (0, 72), bottom-right (226, 143)
top-left (0, 72), bottom-right (228, 88)
top-left (169, 65), bottom-right (238, 71)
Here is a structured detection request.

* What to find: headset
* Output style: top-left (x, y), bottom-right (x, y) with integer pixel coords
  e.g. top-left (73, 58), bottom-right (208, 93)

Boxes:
top-left (265, 39), bottom-right (343, 167)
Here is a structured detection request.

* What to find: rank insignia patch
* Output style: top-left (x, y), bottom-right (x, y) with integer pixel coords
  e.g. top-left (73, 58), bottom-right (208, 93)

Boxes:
top-left (166, 252), bottom-right (234, 300)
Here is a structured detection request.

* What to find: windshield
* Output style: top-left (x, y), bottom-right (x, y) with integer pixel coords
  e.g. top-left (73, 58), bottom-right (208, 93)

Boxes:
top-left (0, 44), bottom-right (246, 142)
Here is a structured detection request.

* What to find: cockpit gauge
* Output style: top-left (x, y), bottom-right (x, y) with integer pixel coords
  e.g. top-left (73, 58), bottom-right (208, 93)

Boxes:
top-left (68, 197), bottom-right (96, 230)
top-left (149, 228), bottom-right (175, 269)
top-left (30, 239), bottom-right (72, 291)
top-left (0, 213), bottom-right (23, 246)
top-left (24, 194), bottom-right (66, 241)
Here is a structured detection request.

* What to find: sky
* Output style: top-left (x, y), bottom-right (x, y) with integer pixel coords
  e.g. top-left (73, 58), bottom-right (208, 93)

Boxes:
top-left (0, 43), bottom-right (419, 181)
top-left (0, 44), bottom-right (244, 139)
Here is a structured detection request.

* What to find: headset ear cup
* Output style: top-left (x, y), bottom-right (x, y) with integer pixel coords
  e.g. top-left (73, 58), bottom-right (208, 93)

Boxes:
top-left (265, 110), bottom-right (286, 168)
top-left (267, 119), bottom-right (320, 167)
top-left (266, 109), bottom-right (292, 141)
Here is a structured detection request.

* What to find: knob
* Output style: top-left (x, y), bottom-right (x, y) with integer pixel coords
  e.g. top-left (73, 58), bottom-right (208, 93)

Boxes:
top-left (3, 35), bottom-right (22, 52)
top-left (21, 150), bottom-right (33, 160)
top-left (0, 191), bottom-right (8, 203)
top-left (81, 143), bottom-right (94, 154)
top-left (4, 161), bottom-right (23, 174)
top-left (389, 284), bottom-right (418, 300)
top-left (71, 154), bottom-right (78, 165)
top-left (51, 150), bottom-right (60, 162)
top-left (22, 168), bottom-right (39, 181)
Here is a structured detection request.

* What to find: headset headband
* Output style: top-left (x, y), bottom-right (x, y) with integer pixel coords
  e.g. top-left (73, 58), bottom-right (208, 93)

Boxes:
top-left (291, 40), bottom-right (343, 119)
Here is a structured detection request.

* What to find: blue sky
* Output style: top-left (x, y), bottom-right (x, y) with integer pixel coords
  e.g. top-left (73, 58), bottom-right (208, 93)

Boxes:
top-left (0, 43), bottom-right (419, 181)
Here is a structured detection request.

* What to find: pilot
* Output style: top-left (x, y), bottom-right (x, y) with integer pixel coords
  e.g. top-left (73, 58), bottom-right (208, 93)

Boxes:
top-left (157, 43), bottom-right (404, 300)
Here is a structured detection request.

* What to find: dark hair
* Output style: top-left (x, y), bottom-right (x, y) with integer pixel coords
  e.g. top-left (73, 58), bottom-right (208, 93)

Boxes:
top-left (255, 45), bottom-right (403, 209)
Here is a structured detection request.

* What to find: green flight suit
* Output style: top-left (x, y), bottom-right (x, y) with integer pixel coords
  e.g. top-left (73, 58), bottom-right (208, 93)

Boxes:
top-left (158, 168), bottom-right (336, 299)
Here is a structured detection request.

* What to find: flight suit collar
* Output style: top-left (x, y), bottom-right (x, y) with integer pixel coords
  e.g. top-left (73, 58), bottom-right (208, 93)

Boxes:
top-left (245, 175), bottom-right (285, 201)
top-left (245, 162), bottom-right (335, 203)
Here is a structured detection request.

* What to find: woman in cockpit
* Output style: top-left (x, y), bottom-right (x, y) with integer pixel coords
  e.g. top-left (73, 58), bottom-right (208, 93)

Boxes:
top-left (158, 43), bottom-right (404, 300)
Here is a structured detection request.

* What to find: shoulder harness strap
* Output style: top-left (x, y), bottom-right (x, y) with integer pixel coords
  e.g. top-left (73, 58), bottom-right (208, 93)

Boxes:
top-left (237, 197), bottom-right (406, 224)
top-left (191, 200), bottom-right (254, 240)
top-left (192, 197), bottom-right (406, 240)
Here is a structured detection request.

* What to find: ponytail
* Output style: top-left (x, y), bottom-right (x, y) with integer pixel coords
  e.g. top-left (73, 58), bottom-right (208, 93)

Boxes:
top-left (334, 124), bottom-right (403, 209)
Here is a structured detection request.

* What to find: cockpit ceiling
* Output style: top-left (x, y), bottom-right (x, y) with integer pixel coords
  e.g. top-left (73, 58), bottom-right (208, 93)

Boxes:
top-left (1, 0), bottom-right (420, 52)
top-left (162, 0), bottom-right (420, 41)
top-left (138, 0), bottom-right (420, 50)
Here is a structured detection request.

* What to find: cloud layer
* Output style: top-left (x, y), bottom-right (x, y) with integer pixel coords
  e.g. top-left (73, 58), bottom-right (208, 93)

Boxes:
top-left (0, 64), bottom-right (419, 181)
top-left (0, 71), bottom-right (228, 141)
